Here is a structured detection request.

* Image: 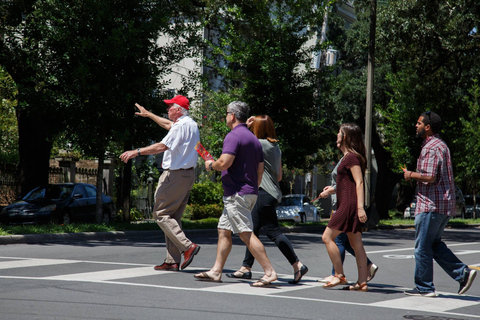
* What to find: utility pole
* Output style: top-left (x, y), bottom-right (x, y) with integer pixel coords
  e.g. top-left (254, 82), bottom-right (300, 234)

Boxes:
top-left (365, 0), bottom-right (377, 208)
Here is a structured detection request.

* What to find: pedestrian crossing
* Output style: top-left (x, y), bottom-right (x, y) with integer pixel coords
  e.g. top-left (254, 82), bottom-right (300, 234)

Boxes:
top-left (1, 256), bottom-right (480, 319)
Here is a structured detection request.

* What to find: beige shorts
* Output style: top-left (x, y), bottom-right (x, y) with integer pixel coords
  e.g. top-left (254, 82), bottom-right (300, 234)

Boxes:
top-left (217, 193), bottom-right (257, 234)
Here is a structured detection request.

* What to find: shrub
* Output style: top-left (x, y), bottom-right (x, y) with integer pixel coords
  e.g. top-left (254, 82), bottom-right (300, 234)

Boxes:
top-left (189, 180), bottom-right (223, 205)
top-left (185, 204), bottom-right (223, 220)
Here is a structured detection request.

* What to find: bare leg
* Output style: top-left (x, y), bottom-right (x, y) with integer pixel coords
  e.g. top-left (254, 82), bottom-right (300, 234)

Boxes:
top-left (238, 231), bottom-right (277, 284)
top-left (322, 227), bottom-right (344, 275)
top-left (194, 228), bottom-right (232, 281)
top-left (322, 227), bottom-right (346, 284)
top-left (346, 232), bottom-right (368, 285)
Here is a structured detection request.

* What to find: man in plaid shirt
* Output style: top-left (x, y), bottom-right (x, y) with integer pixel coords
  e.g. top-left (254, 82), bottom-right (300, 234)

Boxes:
top-left (403, 111), bottom-right (476, 297)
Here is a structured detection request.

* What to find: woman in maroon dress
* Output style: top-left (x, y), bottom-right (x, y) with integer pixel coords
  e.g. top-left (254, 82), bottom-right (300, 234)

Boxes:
top-left (322, 123), bottom-right (369, 291)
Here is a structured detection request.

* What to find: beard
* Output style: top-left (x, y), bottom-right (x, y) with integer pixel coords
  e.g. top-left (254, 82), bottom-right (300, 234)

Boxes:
top-left (415, 128), bottom-right (425, 139)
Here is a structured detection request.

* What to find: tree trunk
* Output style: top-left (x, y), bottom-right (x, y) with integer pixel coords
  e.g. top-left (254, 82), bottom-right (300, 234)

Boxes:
top-left (121, 155), bottom-right (132, 222)
top-left (371, 128), bottom-right (399, 219)
top-left (17, 109), bottom-right (53, 196)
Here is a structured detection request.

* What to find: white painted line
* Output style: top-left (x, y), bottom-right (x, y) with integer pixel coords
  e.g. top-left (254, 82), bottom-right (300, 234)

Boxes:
top-left (1, 274), bottom-right (479, 319)
top-left (0, 258), bottom-right (81, 270)
top-left (43, 267), bottom-right (160, 281)
top-left (366, 242), bottom-right (480, 255)
top-left (370, 294), bottom-right (480, 312)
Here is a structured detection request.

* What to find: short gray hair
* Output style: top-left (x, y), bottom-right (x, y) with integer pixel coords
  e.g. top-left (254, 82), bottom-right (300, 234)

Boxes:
top-left (173, 103), bottom-right (189, 116)
top-left (227, 101), bottom-right (249, 122)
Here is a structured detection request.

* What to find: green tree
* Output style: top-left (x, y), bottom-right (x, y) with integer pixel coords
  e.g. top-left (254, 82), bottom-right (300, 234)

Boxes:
top-left (321, 0), bottom-right (480, 218)
top-left (454, 79), bottom-right (480, 210)
top-left (194, 0), bottom-right (333, 169)
top-left (1, 0), bottom-right (202, 220)
top-left (0, 66), bottom-right (18, 164)
top-left (375, 0), bottom-right (480, 204)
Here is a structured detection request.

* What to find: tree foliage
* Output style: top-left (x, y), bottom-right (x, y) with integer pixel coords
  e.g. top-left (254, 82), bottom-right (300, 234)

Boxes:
top-left (0, 0), bottom-right (203, 212)
top-left (375, 0), bottom-right (480, 193)
top-left (0, 66), bottom-right (19, 164)
top-left (193, 0), bottom-right (334, 169)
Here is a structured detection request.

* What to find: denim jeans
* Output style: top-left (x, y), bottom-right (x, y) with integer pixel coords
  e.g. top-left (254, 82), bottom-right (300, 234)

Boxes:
top-left (330, 232), bottom-right (373, 275)
top-left (414, 212), bottom-right (467, 293)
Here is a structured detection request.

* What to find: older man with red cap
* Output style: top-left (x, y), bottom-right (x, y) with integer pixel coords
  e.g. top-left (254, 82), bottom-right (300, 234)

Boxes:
top-left (120, 95), bottom-right (201, 271)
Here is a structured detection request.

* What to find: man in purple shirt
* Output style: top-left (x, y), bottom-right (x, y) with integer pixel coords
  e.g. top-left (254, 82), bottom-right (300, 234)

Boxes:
top-left (403, 111), bottom-right (476, 297)
top-left (194, 101), bottom-right (278, 286)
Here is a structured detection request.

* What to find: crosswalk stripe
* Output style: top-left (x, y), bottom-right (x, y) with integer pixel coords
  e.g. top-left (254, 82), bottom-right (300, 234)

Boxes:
top-left (1, 257), bottom-right (479, 318)
top-left (0, 258), bottom-right (81, 270)
top-left (43, 266), bottom-right (161, 281)
top-left (370, 295), bottom-right (480, 312)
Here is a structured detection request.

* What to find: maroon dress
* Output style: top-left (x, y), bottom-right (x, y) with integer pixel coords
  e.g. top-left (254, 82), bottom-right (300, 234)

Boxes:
top-left (328, 152), bottom-right (363, 233)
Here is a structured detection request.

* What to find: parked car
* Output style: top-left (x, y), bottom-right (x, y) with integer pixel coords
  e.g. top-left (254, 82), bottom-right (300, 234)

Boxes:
top-left (404, 186), bottom-right (465, 219)
top-left (464, 195), bottom-right (480, 219)
top-left (0, 183), bottom-right (116, 225)
top-left (276, 194), bottom-right (319, 223)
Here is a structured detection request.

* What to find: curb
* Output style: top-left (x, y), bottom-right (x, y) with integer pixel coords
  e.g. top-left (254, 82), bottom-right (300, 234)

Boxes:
top-left (1, 224), bottom-right (478, 245)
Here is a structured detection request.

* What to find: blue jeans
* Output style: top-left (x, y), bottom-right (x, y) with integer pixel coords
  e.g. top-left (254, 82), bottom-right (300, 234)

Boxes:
top-left (331, 232), bottom-right (373, 275)
top-left (414, 212), bottom-right (467, 293)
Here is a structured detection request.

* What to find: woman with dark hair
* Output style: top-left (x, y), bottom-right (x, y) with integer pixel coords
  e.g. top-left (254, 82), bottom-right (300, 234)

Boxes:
top-left (226, 115), bottom-right (308, 284)
top-left (322, 123), bottom-right (369, 291)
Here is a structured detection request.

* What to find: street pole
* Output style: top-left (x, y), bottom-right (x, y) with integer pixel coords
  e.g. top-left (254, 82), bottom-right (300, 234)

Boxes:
top-left (365, 0), bottom-right (376, 208)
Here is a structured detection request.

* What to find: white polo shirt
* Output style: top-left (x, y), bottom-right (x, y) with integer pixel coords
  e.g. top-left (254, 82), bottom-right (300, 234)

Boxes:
top-left (160, 115), bottom-right (199, 170)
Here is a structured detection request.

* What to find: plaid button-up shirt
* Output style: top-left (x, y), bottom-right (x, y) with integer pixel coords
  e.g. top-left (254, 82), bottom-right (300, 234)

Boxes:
top-left (414, 134), bottom-right (456, 216)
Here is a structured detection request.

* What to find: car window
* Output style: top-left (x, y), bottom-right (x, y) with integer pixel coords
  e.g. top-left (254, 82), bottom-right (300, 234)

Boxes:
top-left (304, 196), bottom-right (311, 203)
top-left (73, 185), bottom-right (86, 198)
top-left (281, 197), bottom-right (302, 206)
top-left (25, 188), bottom-right (46, 201)
top-left (58, 186), bottom-right (73, 199)
top-left (85, 185), bottom-right (97, 198)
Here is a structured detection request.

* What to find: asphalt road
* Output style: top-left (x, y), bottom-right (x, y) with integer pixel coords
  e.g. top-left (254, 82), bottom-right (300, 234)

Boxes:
top-left (0, 227), bottom-right (479, 320)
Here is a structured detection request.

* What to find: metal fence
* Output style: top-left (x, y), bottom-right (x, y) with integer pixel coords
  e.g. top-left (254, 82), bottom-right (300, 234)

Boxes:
top-left (0, 163), bottom-right (19, 205)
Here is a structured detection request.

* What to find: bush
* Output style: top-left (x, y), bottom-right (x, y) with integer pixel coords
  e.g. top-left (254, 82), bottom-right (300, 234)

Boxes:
top-left (189, 180), bottom-right (223, 205)
top-left (184, 204), bottom-right (223, 220)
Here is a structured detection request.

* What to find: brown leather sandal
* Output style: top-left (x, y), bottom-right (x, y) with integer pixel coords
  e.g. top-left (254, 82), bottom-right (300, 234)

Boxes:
top-left (344, 282), bottom-right (368, 292)
top-left (323, 275), bottom-right (347, 288)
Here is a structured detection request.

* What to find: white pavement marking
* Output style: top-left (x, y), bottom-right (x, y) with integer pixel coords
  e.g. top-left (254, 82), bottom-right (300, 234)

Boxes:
top-left (367, 242), bottom-right (480, 255)
top-left (370, 294), bottom-right (480, 312)
top-left (43, 266), bottom-right (160, 281)
top-left (0, 258), bottom-right (81, 269)
top-left (1, 252), bottom-right (480, 319)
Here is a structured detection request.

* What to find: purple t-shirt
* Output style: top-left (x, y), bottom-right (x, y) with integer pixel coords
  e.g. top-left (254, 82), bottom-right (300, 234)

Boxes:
top-left (221, 124), bottom-right (264, 197)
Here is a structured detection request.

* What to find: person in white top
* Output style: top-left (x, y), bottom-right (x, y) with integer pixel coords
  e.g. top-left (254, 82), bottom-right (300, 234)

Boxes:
top-left (120, 95), bottom-right (201, 272)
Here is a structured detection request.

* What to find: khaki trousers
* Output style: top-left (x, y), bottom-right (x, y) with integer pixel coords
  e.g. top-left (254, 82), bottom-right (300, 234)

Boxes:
top-left (153, 169), bottom-right (195, 264)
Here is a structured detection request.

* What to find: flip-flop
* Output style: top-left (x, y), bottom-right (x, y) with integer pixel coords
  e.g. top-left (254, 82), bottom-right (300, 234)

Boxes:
top-left (226, 271), bottom-right (252, 279)
top-left (251, 278), bottom-right (273, 287)
top-left (193, 272), bottom-right (222, 283)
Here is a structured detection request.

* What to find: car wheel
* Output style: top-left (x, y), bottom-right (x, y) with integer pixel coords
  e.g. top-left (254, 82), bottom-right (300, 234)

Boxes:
top-left (62, 212), bottom-right (71, 225)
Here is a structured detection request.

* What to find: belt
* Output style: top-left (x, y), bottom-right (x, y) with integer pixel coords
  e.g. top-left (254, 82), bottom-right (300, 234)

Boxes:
top-left (164, 167), bottom-right (194, 171)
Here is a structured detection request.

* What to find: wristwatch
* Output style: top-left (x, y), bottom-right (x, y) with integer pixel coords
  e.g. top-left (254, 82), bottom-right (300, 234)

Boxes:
top-left (137, 148), bottom-right (141, 156)
top-left (209, 162), bottom-right (213, 171)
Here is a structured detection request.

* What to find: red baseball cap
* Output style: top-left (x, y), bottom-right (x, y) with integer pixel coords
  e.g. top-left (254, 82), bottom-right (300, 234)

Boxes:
top-left (163, 95), bottom-right (190, 110)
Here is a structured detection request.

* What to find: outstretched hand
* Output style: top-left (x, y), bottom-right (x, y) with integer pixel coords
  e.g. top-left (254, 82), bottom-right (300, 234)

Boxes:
top-left (134, 103), bottom-right (150, 117)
